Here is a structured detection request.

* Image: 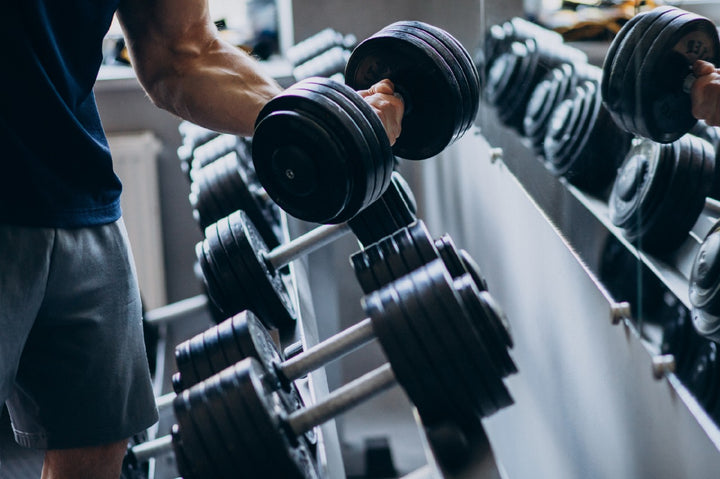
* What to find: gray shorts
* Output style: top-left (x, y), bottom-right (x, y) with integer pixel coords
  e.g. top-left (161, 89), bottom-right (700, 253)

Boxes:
top-left (0, 219), bottom-right (159, 449)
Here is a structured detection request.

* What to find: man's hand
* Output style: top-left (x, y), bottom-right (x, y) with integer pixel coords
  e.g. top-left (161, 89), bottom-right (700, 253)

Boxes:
top-left (691, 60), bottom-right (720, 127)
top-left (357, 79), bottom-right (404, 145)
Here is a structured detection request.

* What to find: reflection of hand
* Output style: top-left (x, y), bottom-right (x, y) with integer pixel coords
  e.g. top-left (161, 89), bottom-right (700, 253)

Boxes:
top-left (691, 60), bottom-right (720, 127)
top-left (357, 79), bottom-right (405, 145)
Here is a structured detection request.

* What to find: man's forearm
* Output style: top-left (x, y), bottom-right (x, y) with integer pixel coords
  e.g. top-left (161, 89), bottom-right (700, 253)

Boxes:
top-left (117, 1), bottom-right (282, 136)
top-left (143, 38), bottom-right (283, 136)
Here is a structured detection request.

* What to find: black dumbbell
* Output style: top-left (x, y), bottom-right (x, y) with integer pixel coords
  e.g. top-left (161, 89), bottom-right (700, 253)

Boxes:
top-left (253, 21), bottom-right (479, 224)
top-left (523, 62), bottom-right (602, 155)
top-left (476, 17), bottom-right (564, 89)
top-left (292, 46), bottom-right (351, 81)
top-left (689, 220), bottom-right (720, 342)
top-left (609, 134), bottom-right (715, 255)
top-left (129, 259), bottom-right (516, 478)
top-left (484, 37), bottom-right (587, 133)
top-left (189, 147), bottom-right (283, 248)
top-left (197, 172), bottom-right (416, 330)
top-left (177, 122), bottom-right (222, 178)
top-left (175, 228), bottom-right (510, 396)
top-left (601, 6), bottom-right (720, 143)
top-left (285, 28), bottom-right (357, 67)
top-left (543, 78), bottom-right (633, 193)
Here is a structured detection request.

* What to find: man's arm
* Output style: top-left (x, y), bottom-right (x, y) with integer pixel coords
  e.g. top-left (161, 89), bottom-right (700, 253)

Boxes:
top-left (692, 60), bottom-right (720, 127)
top-left (116, 0), bottom-right (404, 140)
top-left (116, 0), bottom-right (282, 136)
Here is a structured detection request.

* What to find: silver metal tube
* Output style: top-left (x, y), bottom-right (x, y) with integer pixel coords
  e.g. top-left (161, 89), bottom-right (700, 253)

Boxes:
top-left (144, 294), bottom-right (209, 326)
top-left (286, 363), bottom-right (396, 435)
top-left (131, 434), bottom-right (174, 463)
top-left (280, 318), bottom-right (375, 382)
top-left (264, 223), bottom-right (350, 270)
top-left (156, 392), bottom-right (176, 412)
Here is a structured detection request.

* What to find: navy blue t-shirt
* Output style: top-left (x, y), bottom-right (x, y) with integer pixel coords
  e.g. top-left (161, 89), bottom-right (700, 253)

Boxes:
top-left (1, 0), bottom-right (123, 227)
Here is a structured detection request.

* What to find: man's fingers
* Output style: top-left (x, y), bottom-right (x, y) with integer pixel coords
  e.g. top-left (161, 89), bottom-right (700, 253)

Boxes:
top-left (358, 79), bottom-right (404, 145)
top-left (694, 60), bottom-right (717, 77)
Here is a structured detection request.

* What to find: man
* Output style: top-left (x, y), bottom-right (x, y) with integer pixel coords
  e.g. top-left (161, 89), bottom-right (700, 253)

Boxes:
top-left (0, 0), bottom-right (404, 477)
top-left (692, 60), bottom-right (720, 127)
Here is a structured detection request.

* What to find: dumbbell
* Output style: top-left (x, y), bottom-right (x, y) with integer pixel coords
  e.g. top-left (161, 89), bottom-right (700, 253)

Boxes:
top-left (292, 46), bottom-right (351, 81)
top-left (350, 221), bottom-right (516, 378)
top-left (523, 63), bottom-right (602, 155)
top-left (476, 17), bottom-right (564, 88)
top-left (689, 220), bottom-right (720, 342)
top-left (609, 134), bottom-right (715, 255)
top-left (601, 6), bottom-right (720, 143)
top-left (542, 77), bottom-right (633, 193)
top-left (174, 224), bottom-right (511, 396)
top-left (177, 122), bottom-right (222, 178)
top-left (484, 37), bottom-right (587, 133)
top-left (129, 259), bottom-right (516, 478)
top-left (285, 28), bottom-right (357, 67)
top-left (252, 21), bottom-right (479, 224)
top-left (197, 172), bottom-right (416, 330)
top-left (691, 120), bottom-right (720, 152)
top-left (189, 147), bottom-right (283, 248)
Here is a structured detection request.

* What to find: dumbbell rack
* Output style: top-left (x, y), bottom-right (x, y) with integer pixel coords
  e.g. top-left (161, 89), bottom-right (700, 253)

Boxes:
top-left (419, 113), bottom-right (720, 477)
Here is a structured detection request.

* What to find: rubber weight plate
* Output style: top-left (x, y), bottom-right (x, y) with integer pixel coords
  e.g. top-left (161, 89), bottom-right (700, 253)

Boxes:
top-left (637, 8), bottom-right (720, 142)
top-left (346, 21), bottom-right (469, 160)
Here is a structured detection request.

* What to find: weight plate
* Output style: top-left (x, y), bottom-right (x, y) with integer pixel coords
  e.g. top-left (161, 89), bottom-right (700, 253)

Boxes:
top-left (459, 249), bottom-right (490, 293)
top-left (414, 261), bottom-right (500, 417)
top-left (211, 218), bottom-right (254, 317)
top-left (170, 424), bottom-right (196, 479)
top-left (523, 65), bottom-right (569, 151)
top-left (364, 276), bottom-right (469, 425)
top-left (187, 334), bottom-right (215, 389)
top-left (615, 7), bottom-right (681, 133)
top-left (225, 153), bottom-right (282, 248)
top-left (253, 106), bottom-right (352, 223)
top-left (434, 235), bottom-right (466, 278)
top-left (378, 233), bottom-right (405, 277)
top-left (454, 276), bottom-right (517, 378)
top-left (303, 78), bottom-right (394, 204)
top-left (196, 239), bottom-right (233, 317)
top-left (346, 22), bottom-right (461, 159)
top-left (451, 275), bottom-right (515, 405)
top-left (638, 11), bottom-right (720, 142)
top-left (202, 325), bottom-right (230, 378)
top-left (350, 247), bottom-right (380, 294)
top-left (214, 361), bottom-right (276, 475)
top-left (300, 79), bottom-right (383, 211)
top-left (601, 10), bottom-right (647, 110)
top-left (228, 210), bottom-right (297, 329)
top-left (204, 225), bottom-right (246, 314)
top-left (366, 242), bottom-right (395, 286)
top-left (229, 311), bottom-right (317, 446)
top-left (415, 21), bottom-right (481, 131)
top-left (231, 358), bottom-right (320, 478)
top-left (186, 381), bottom-right (239, 478)
top-left (174, 340), bottom-right (200, 392)
top-left (173, 390), bottom-right (222, 477)
top-left (396, 261), bottom-right (489, 418)
top-left (382, 23), bottom-right (471, 138)
top-left (548, 81), bottom-right (596, 173)
top-left (289, 84), bottom-right (377, 217)
top-left (201, 369), bottom-right (259, 477)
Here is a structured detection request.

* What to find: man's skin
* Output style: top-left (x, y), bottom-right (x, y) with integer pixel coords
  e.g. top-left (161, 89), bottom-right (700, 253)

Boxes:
top-left (39, 0), bottom-right (404, 477)
top-left (692, 60), bottom-right (720, 127)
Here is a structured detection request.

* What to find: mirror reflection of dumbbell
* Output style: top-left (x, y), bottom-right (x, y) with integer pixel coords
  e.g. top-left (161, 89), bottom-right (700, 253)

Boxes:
top-left (196, 171), bottom-right (417, 331)
top-left (601, 6), bottom-right (720, 143)
top-left (127, 260), bottom-right (516, 478)
top-left (608, 134), bottom-right (719, 256)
